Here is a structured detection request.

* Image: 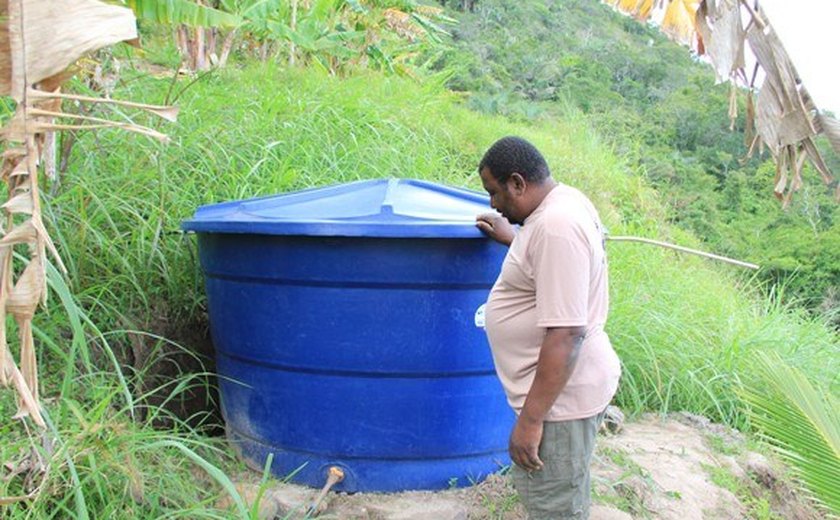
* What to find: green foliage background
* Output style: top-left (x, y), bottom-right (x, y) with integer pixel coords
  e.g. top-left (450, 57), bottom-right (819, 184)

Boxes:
top-left (443, 0), bottom-right (839, 319)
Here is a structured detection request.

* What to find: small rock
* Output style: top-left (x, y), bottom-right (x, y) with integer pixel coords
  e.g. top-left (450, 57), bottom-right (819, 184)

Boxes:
top-left (743, 451), bottom-right (776, 488)
top-left (265, 484), bottom-right (317, 518)
top-left (601, 405), bottom-right (625, 435)
top-left (673, 411), bottom-right (745, 447)
top-left (366, 496), bottom-right (468, 520)
top-left (613, 473), bottom-right (652, 508)
top-left (216, 483), bottom-right (280, 520)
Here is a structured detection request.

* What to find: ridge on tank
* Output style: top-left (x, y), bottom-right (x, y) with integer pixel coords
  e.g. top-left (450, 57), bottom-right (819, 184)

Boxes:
top-left (183, 179), bottom-right (515, 492)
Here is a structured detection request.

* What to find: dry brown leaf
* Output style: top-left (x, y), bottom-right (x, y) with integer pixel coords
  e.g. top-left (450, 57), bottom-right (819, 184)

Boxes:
top-left (0, 305), bottom-right (6, 387)
top-left (382, 8), bottom-right (424, 42)
top-left (43, 131), bottom-right (56, 182)
top-left (0, 0), bottom-right (137, 100)
top-left (696, 0), bottom-right (744, 81)
top-left (6, 257), bottom-right (43, 320)
top-left (2, 191), bottom-right (33, 215)
top-left (744, 133), bottom-right (761, 161)
top-left (3, 147), bottom-right (25, 160)
top-left (747, 23), bottom-right (800, 113)
top-left (755, 82), bottom-right (783, 154)
top-left (17, 317), bottom-right (36, 404)
top-left (605, 0), bottom-right (837, 204)
top-left (782, 146), bottom-right (806, 209)
top-left (815, 114), bottom-right (840, 155)
top-left (773, 145), bottom-right (788, 198)
top-left (1, 108), bottom-right (26, 142)
top-left (10, 163), bottom-right (28, 178)
top-left (801, 137), bottom-right (834, 185)
top-left (2, 352), bottom-right (43, 427)
top-left (747, 21), bottom-right (816, 153)
top-left (744, 89), bottom-right (755, 147)
top-left (31, 217), bottom-right (67, 275)
top-left (0, 0), bottom-right (9, 94)
top-left (754, 76), bottom-right (814, 154)
top-left (0, 219), bottom-right (37, 246)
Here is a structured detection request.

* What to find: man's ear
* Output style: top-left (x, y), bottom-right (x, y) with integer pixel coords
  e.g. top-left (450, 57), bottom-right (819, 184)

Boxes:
top-left (509, 172), bottom-right (526, 196)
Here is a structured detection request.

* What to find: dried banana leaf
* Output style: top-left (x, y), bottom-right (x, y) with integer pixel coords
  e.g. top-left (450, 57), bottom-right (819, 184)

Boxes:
top-left (0, 0), bottom-right (137, 100)
top-left (696, 0), bottom-right (744, 81)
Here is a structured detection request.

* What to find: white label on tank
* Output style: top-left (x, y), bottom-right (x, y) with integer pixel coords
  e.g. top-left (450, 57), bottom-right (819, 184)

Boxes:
top-left (474, 303), bottom-right (486, 328)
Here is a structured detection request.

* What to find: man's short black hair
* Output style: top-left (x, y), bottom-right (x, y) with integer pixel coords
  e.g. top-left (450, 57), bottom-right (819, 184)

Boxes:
top-left (478, 136), bottom-right (551, 184)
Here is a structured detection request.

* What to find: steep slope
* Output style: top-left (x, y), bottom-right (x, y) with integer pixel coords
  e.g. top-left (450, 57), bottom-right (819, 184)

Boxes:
top-left (443, 0), bottom-right (840, 315)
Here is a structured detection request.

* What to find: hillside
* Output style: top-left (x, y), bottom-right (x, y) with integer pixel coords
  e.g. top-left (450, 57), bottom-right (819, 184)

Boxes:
top-left (443, 0), bottom-right (840, 318)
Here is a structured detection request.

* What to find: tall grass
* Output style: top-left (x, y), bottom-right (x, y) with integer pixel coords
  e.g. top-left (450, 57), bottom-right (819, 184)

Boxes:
top-left (1, 62), bottom-right (837, 516)
top-left (0, 266), bottom-right (247, 517)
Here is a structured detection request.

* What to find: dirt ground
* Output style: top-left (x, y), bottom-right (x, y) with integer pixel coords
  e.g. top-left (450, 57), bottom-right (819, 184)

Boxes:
top-left (228, 413), bottom-right (823, 519)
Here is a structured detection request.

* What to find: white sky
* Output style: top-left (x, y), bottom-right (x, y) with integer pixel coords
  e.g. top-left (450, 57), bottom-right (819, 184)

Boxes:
top-left (759, 0), bottom-right (840, 114)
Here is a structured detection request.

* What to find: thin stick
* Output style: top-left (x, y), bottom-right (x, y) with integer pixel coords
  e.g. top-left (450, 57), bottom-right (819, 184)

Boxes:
top-left (27, 89), bottom-right (179, 122)
top-left (34, 122), bottom-right (169, 143)
top-left (740, 0), bottom-right (767, 31)
top-left (28, 108), bottom-right (169, 140)
top-left (607, 236), bottom-right (760, 270)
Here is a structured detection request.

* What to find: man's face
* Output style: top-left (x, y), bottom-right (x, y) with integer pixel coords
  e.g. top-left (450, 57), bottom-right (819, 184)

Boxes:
top-left (479, 167), bottom-right (524, 224)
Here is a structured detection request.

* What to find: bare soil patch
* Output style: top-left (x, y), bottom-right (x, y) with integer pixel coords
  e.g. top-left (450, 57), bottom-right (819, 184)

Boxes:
top-left (227, 413), bottom-right (822, 519)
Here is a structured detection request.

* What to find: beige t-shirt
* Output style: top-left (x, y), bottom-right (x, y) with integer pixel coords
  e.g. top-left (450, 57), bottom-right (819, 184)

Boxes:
top-left (485, 183), bottom-right (621, 421)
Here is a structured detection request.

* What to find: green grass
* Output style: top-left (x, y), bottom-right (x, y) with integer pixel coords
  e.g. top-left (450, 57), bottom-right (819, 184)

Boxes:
top-left (594, 447), bottom-right (657, 518)
top-left (1, 61), bottom-right (837, 516)
top-left (703, 463), bottom-right (779, 520)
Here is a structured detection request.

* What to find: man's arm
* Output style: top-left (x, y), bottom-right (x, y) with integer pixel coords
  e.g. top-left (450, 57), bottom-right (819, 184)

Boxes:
top-left (508, 326), bottom-right (585, 471)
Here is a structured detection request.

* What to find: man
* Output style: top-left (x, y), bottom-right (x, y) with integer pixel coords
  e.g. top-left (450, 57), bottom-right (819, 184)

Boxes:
top-left (476, 136), bottom-right (621, 519)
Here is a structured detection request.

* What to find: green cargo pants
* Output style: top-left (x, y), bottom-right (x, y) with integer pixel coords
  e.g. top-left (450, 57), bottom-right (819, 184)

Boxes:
top-left (511, 410), bottom-right (606, 519)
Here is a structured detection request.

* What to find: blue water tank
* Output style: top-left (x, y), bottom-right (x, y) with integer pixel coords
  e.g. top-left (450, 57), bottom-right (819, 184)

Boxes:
top-left (182, 179), bottom-right (514, 492)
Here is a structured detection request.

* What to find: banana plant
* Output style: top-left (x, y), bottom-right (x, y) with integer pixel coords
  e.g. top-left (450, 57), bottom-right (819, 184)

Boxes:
top-left (124, 0), bottom-right (243, 70)
top-left (237, 0), bottom-right (454, 75)
top-left (123, 0), bottom-right (454, 75)
top-left (125, 0), bottom-right (241, 27)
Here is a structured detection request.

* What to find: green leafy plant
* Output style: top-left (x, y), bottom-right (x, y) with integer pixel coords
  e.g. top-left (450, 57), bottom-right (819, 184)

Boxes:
top-left (740, 352), bottom-right (840, 515)
top-left (125, 0), bottom-right (241, 27)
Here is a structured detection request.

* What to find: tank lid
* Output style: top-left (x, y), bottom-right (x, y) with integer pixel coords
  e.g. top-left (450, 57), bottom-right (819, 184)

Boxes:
top-left (181, 179), bottom-right (496, 237)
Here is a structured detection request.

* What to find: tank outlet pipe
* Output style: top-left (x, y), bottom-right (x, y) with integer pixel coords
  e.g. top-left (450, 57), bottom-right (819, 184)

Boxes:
top-left (307, 466), bottom-right (345, 517)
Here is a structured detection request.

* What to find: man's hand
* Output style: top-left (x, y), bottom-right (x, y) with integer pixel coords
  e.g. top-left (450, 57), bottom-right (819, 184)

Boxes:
top-left (476, 213), bottom-right (515, 246)
top-left (509, 416), bottom-right (544, 471)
